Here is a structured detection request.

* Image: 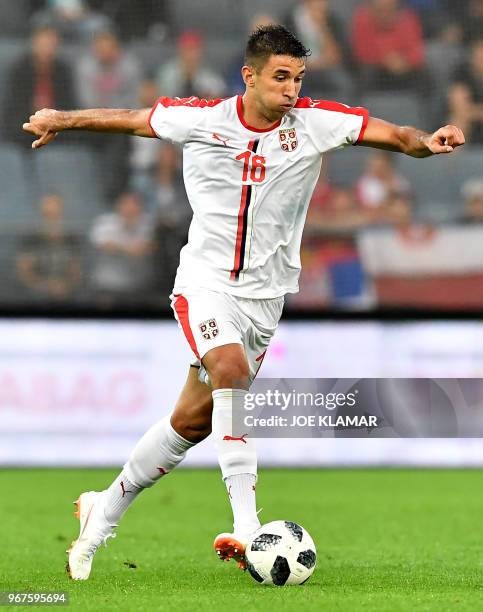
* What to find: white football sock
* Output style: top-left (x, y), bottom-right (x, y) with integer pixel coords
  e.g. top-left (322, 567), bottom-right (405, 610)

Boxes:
top-left (212, 388), bottom-right (260, 537)
top-left (124, 415), bottom-right (196, 488)
top-left (103, 416), bottom-right (196, 524)
top-left (103, 473), bottom-right (142, 526)
top-left (225, 473), bottom-right (260, 538)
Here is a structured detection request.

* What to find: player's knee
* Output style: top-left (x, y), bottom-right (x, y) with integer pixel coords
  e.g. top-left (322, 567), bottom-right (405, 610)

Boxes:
top-left (207, 359), bottom-right (249, 390)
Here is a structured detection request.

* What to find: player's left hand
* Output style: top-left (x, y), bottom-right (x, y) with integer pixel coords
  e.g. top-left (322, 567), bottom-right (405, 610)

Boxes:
top-left (426, 125), bottom-right (465, 154)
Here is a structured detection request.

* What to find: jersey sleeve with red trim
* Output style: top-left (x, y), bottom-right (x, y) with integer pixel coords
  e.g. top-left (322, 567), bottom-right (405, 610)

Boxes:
top-left (149, 96), bottom-right (225, 144)
top-left (295, 98), bottom-right (369, 153)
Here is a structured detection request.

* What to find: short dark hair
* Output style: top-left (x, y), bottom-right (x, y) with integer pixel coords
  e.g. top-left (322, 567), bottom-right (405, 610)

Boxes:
top-left (245, 25), bottom-right (310, 71)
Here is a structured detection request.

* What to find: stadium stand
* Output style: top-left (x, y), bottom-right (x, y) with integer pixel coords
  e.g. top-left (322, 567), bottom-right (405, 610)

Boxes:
top-left (0, 144), bottom-right (35, 227)
top-left (396, 150), bottom-right (460, 223)
top-left (324, 146), bottom-right (371, 189)
top-left (241, 0), bottom-right (295, 23)
top-left (330, 0), bottom-right (366, 24)
top-left (34, 146), bottom-right (105, 228)
top-left (425, 40), bottom-right (464, 129)
top-left (0, 39), bottom-right (26, 101)
top-left (0, 0), bottom-right (478, 311)
top-left (396, 147), bottom-right (483, 223)
top-left (0, 0), bottom-right (31, 36)
top-left (128, 39), bottom-right (176, 78)
top-left (167, 0), bottom-right (246, 38)
top-left (362, 92), bottom-right (424, 129)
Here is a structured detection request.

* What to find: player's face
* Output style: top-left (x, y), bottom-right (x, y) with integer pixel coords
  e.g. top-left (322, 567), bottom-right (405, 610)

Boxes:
top-left (249, 55), bottom-right (305, 118)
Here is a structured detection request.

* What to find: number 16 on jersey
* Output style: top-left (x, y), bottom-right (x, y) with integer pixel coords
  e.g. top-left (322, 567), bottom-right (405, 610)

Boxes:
top-left (236, 150), bottom-right (266, 183)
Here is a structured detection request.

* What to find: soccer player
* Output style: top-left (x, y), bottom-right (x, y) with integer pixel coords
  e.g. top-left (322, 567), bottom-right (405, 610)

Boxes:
top-left (23, 25), bottom-right (465, 580)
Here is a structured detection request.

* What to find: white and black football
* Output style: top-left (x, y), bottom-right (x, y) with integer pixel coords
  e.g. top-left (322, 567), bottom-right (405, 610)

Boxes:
top-left (245, 520), bottom-right (316, 586)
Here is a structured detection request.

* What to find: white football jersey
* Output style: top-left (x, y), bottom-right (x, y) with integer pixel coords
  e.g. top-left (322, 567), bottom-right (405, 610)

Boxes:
top-left (149, 94), bottom-right (368, 298)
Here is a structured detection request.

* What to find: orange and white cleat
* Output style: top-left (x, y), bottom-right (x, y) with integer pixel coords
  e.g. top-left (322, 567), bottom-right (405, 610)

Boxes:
top-left (66, 491), bottom-right (116, 580)
top-left (213, 533), bottom-right (249, 570)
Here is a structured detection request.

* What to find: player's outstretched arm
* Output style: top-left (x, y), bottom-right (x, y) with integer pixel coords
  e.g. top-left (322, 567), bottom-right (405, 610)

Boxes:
top-left (358, 117), bottom-right (465, 158)
top-left (22, 107), bottom-right (154, 150)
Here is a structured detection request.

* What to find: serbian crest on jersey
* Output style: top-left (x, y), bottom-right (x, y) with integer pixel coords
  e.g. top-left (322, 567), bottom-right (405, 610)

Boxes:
top-left (279, 128), bottom-right (298, 152)
top-left (199, 318), bottom-right (219, 340)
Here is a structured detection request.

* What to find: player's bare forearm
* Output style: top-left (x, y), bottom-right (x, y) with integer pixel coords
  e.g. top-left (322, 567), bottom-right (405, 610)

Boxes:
top-left (22, 107), bottom-right (153, 149)
top-left (61, 108), bottom-right (152, 136)
top-left (359, 117), bottom-right (465, 158)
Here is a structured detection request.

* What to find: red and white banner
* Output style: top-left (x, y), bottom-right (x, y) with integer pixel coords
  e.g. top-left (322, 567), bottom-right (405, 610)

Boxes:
top-left (358, 226), bottom-right (483, 307)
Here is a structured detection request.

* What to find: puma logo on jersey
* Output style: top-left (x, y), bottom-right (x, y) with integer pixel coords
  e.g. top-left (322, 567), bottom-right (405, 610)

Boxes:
top-left (212, 132), bottom-right (229, 147)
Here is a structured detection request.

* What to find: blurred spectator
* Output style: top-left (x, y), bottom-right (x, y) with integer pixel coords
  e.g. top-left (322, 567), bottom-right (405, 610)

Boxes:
top-left (229, 14), bottom-right (278, 95)
top-left (383, 191), bottom-right (413, 227)
top-left (286, 242), bottom-right (331, 308)
top-left (15, 194), bottom-right (83, 302)
top-left (144, 144), bottom-right (188, 224)
top-left (156, 31), bottom-right (226, 99)
top-left (459, 0), bottom-right (483, 46)
top-left (129, 80), bottom-right (162, 196)
top-left (312, 188), bottom-right (366, 231)
top-left (132, 139), bottom-right (189, 233)
top-left (293, 160), bottom-right (413, 309)
top-left (89, 192), bottom-right (155, 302)
top-left (306, 174), bottom-right (365, 232)
top-left (291, 236), bottom-right (368, 308)
top-left (356, 151), bottom-right (411, 218)
top-left (308, 170), bottom-right (335, 211)
top-left (147, 144), bottom-right (192, 295)
top-left (76, 29), bottom-right (141, 199)
top-left (351, 0), bottom-right (426, 92)
top-left (31, 0), bottom-right (112, 43)
top-left (287, 0), bottom-right (352, 99)
top-left (461, 178), bottom-right (483, 222)
top-left (448, 39), bottom-right (483, 144)
top-left (405, 0), bottom-right (453, 40)
top-left (2, 25), bottom-right (76, 146)
top-left (293, 176), bottom-right (370, 308)
top-left (76, 29), bottom-right (140, 108)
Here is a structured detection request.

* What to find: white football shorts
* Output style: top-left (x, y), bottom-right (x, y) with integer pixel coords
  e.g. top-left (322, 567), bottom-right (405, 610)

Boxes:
top-left (170, 288), bottom-right (284, 386)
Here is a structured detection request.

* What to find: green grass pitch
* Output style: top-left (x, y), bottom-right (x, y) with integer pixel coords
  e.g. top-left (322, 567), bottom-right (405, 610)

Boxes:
top-left (2, 468), bottom-right (483, 611)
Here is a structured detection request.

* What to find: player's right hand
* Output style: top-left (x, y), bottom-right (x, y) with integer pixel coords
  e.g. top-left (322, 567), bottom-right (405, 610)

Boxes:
top-left (22, 108), bottom-right (61, 149)
top-left (426, 125), bottom-right (465, 154)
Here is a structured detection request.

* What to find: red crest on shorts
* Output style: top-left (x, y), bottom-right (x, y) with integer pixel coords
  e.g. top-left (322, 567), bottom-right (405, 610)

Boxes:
top-left (279, 128), bottom-right (298, 152)
top-left (199, 318), bottom-right (219, 340)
